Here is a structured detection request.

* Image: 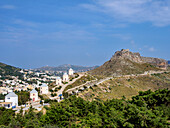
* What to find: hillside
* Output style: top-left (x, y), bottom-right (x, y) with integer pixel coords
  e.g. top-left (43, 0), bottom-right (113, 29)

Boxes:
top-left (89, 49), bottom-right (167, 77)
top-left (36, 64), bottom-right (99, 72)
top-left (0, 62), bottom-right (22, 77)
top-left (79, 72), bottom-right (170, 100)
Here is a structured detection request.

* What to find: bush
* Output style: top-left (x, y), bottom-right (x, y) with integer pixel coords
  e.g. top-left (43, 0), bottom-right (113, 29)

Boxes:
top-left (44, 99), bottom-right (51, 103)
top-left (94, 84), bottom-right (97, 87)
top-left (90, 86), bottom-right (93, 90)
top-left (83, 85), bottom-right (87, 89)
top-left (51, 93), bottom-right (57, 97)
top-left (62, 92), bottom-right (69, 99)
top-left (49, 89), bottom-right (53, 92)
top-left (16, 91), bottom-right (30, 105)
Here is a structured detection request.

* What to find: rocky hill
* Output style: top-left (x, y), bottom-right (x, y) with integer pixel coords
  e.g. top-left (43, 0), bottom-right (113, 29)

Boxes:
top-left (89, 49), bottom-right (167, 76)
top-left (36, 64), bottom-right (99, 72)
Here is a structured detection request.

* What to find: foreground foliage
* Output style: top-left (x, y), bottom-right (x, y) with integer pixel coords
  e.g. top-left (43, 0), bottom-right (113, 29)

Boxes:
top-left (16, 91), bottom-right (30, 106)
top-left (0, 89), bottom-right (169, 128)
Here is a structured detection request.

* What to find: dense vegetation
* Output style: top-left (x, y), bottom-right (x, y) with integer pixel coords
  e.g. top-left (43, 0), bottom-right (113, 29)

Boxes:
top-left (0, 107), bottom-right (15, 126)
top-left (0, 89), bottom-right (169, 128)
top-left (0, 94), bottom-right (6, 100)
top-left (15, 91), bottom-right (30, 106)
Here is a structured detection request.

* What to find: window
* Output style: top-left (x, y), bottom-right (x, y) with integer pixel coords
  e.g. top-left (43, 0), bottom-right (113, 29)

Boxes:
top-left (33, 94), bottom-right (35, 96)
top-left (8, 98), bottom-right (10, 99)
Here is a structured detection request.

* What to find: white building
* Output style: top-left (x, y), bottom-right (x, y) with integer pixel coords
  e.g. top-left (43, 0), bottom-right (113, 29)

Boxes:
top-left (40, 83), bottom-right (48, 94)
top-left (63, 72), bottom-right (69, 82)
top-left (30, 89), bottom-right (38, 102)
top-left (5, 91), bottom-right (18, 108)
top-left (20, 70), bottom-right (24, 73)
top-left (69, 68), bottom-right (74, 76)
top-left (8, 89), bottom-right (13, 93)
top-left (6, 80), bottom-right (11, 84)
top-left (56, 76), bottom-right (62, 85)
top-left (35, 72), bottom-right (40, 77)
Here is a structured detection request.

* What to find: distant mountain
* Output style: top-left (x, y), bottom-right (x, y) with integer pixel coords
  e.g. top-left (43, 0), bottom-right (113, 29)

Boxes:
top-left (35, 64), bottom-right (99, 72)
top-left (0, 62), bottom-right (22, 77)
top-left (89, 49), bottom-right (167, 77)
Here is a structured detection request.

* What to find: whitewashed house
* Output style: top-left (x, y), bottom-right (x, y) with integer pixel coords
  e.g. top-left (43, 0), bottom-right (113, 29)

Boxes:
top-left (30, 89), bottom-right (38, 102)
top-left (63, 73), bottom-right (69, 82)
top-left (40, 83), bottom-right (48, 94)
top-left (8, 89), bottom-right (13, 93)
top-left (69, 68), bottom-right (74, 76)
top-left (5, 91), bottom-right (18, 108)
top-left (2, 91), bottom-right (7, 95)
top-left (20, 70), bottom-right (24, 73)
top-left (56, 76), bottom-right (62, 85)
top-left (6, 80), bottom-right (11, 84)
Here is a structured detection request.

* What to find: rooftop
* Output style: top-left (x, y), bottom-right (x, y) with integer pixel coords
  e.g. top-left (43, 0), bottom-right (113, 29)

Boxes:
top-left (63, 72), bottom-right (68, 75)
top-left (41, 83), bottom-right (48, 87)
top-left (5, 92), bottom-right (18, 98)
top-left (30, 89), bottom-right (38, 94)
top-left (56, 76), bottom-right (61, 79)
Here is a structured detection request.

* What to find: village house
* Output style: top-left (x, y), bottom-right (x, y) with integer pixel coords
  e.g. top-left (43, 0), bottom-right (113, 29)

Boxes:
top-left (69, 68), bottom-right (74, 76)
top-left (63, 72), bottom-right (69, 82)
top-left (30, 89), bottom-right (38, 102)
top-left (0, 87), bottom-right (8, 95)
top-left (40, 83), bottom-right (48, 94)
top-left (0, 91), bottom-right (18, 108)
top-left (14, 87), bottom-right (21, 92)
top-left (56, 76), bottom-right (62, 85)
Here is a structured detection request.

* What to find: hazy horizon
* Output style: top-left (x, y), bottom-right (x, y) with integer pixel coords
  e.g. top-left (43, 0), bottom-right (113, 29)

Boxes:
top-left (0, 0), bottom-right (170, 69)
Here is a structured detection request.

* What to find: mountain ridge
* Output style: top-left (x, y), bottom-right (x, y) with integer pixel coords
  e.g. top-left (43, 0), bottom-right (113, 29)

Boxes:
top-left (35, 64), bottom-right (99, 72)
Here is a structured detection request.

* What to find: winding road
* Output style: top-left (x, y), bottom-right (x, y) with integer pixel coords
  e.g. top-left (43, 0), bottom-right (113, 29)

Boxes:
top-left (50, 73), bottom-right (85, 100)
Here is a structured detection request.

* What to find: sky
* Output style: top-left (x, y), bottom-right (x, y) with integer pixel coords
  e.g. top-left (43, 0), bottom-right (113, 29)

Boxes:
top-left (0, 0), bottom-right (170, 69)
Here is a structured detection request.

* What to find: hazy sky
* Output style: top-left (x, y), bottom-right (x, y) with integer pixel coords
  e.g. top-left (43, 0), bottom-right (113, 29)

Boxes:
top-left (0, 0), bottom-right (170, 69)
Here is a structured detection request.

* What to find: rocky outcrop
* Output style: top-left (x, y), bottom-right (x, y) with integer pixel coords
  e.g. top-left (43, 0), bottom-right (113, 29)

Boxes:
top-left (111, 49), bottom-right (167, 70)
top-left (89, 49), bottom-right (167, 77)
top-left (111, 49), bottom-right (143, 63)
top-left (141, 57), bottom-right (167, 69)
